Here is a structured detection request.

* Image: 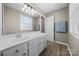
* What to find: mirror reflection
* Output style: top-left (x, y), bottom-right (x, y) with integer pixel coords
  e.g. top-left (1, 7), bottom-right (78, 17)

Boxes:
top-left (3, 3), bottom-right (40, 35)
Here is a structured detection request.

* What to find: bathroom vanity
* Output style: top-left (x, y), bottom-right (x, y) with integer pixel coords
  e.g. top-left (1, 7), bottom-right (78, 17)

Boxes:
top-left (0, 4), bottom-right (47, 56)
top-left (0, 32), bottom-right (47, 56)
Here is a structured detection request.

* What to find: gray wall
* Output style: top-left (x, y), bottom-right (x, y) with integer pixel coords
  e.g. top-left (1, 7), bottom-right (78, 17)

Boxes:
top-left (68, 34), bottom-right (79, 56)
top-left (68, 3), bottom-right (79, 56)
top-left (47, 7), bottom-right (69, 43)
top-left (4, 5), bottom-right (20, 34)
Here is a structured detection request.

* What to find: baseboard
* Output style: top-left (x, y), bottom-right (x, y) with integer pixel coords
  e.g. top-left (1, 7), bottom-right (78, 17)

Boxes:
top-left (54, 41), bottom-right (72, 56)
top-left (55, 41), bottom-right (68, 46)
top-left (66, 44), bottom-right (72, 56)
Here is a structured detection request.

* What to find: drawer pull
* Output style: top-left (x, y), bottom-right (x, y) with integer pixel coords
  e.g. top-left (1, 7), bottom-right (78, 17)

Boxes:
top-left (23, 53), bottom-right (26, 56)
top-left (15, 50), bottom-right (19, 53)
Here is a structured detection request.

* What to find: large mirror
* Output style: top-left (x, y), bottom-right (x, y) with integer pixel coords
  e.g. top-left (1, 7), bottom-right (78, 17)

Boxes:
top-left (2, 3), bottom-right (40, 35)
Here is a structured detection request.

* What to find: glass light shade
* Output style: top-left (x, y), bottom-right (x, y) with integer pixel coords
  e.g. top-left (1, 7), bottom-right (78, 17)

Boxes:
top-left (22, 3), bottom-right (37, 16)
top-left (31, 12), bottom-right (34, 15)
top-left (34, 10), bottom-right (36, 14)
top-left (28, 10), bottom-right (31, 15)
top-left (22, 7), bottom-right (25, 11)
top-left (26, 9), bottom-right (28, 13)
top-left (31, 8), bottom-right (34, 13)
top-left (28, 6), bottom-right (31, 11)
top-left (24, 4), bottom-right (27, 9)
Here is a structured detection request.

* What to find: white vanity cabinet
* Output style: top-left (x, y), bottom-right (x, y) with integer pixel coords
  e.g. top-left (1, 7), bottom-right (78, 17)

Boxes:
top-left (38, 35), bottom-right (47, 54)
top-left (0, 32), bottom-right (47, 56)
top-left (29, 38), bottom-right (40, 56)
top-left (43, 35), bottom-right (47, 48)
top-left (28, 34), bottom-right (47, 56)
top-left (38, 36), bottom-right (44, 55)
top-left (3, 42), bottom-right (28, 56)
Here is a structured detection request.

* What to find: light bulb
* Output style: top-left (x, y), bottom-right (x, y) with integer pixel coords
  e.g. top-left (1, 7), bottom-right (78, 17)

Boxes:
top-left (28, 10), bottom-right (31, 14)
top-left (28, 6), bottom-right (30, 11)
top-left (32, 13), bottom-right (34, 15)
top-left (22, 7), bottom-right (25, 11)
top-left (31, 11), bottom-right (34, 15)
top-left (34, 10), bottom-right (36, 14)
top-left (31, 8), bottom-right (34, 12)
top-left (26, 9), bottom-right (28, 13)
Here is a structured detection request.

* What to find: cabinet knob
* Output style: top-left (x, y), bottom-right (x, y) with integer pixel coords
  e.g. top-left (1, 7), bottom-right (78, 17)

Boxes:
top-left (38, 42), bottom-right (41, 45)
top-left (15, 50), bottom-right (19, 53)
top-left (1, 53), bottom-right (3, 56)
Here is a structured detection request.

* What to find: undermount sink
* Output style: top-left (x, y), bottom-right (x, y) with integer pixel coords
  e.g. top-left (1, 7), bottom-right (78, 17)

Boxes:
top-left (16, 35), bottom-right (29, 39)
top-left (16, 35), bottom-right (21, 38)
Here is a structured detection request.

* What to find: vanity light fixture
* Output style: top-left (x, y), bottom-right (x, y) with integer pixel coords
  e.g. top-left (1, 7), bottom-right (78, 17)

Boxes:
top-left (22, 3), bottom-right (37, 16)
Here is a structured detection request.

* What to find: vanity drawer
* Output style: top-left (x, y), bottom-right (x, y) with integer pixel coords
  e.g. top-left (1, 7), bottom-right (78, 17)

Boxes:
top-left (29, 37), bottom-right (40, 56)
top-left (3, 42), bottom-right (28, 56)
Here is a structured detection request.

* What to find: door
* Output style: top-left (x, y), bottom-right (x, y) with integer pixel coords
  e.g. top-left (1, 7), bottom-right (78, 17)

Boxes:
top-left (45, 16), bottom-right (54, 41)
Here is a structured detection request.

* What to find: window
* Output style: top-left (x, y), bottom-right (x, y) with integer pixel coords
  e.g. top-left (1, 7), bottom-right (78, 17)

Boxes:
top-left (20, 15), bottom-right (33, 31)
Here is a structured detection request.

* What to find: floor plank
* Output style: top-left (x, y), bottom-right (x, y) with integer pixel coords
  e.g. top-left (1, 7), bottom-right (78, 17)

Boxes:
top-left (40, 41), bottom-right (70, 56)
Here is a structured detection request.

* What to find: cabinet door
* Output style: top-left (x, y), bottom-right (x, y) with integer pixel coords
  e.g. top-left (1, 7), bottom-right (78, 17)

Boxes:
top-left (29, 35), bottom-right (47, 56)
top-left (0, 51), bottom-right (3, 56)
top-left (40, 36), bottom-right (44, 52)
top-left (38, 36), bottom-right (45, 55)
top-left (29, 45), bottom-right (38, 56)
top-left (3, 42), bottom-right (28, 56)
top-left (29, 38), bottom-right (39, 56)
top-left (43, 35), bottom-right (47, 48)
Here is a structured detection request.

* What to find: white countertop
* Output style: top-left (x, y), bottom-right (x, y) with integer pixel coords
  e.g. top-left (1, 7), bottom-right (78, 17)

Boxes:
top-left (0, 31), bottom-right (46, 51)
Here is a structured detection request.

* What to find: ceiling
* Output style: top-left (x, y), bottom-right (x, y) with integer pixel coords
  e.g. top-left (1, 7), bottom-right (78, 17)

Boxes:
top-left (4, 3), bottom-right (69, 17)
top-left (35, 3), bottom-right (68, 14)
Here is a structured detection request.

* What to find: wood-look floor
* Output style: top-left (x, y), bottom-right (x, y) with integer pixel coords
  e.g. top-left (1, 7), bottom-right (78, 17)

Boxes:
top-left (40, 41), bottom-right (70, 56)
